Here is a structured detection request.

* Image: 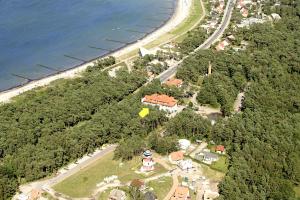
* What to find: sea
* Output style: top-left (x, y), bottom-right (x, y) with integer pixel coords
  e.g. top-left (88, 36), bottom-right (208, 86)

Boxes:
top-left (0, 0), bottom-right (176, 91)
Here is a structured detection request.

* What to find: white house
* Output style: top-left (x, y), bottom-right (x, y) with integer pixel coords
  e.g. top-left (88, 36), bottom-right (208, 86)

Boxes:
top-left (178, 159), bottom-right (193, 171)
top-left (139, 47), bottom-right (152, 57)
top-left (178, 139), bottom-right (191, 150)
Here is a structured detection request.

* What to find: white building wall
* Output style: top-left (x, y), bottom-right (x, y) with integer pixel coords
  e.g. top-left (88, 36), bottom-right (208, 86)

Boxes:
top-left (141, 98), bottom-right (178, 113)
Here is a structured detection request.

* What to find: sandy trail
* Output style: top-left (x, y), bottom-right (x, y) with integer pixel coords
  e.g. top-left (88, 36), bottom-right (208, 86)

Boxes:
top-left (0, 0), bottom-right (192, 104)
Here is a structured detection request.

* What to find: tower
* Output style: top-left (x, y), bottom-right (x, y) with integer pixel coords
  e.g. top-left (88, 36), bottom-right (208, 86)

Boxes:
top-left (140, 150), bottom-right (155, 172)
top-left (208, 61), bottom-right (212, 75)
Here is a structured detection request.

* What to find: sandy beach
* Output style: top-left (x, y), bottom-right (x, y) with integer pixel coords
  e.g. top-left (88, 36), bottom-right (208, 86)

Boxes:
top-left (0, 0), bottom-right (191, 104)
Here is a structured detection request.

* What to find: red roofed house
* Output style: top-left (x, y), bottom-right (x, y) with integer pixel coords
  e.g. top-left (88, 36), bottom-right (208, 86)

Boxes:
top-left (169, 151), bottom-right (184, 164)
top-left (216, 40), bottom-right (230, 51)
top-left (216, 145), bottom-right (225, 154)
top-left (170, 186), bottom-right (190, 200)
top-left (240, 7), bottom-right (249, 17)
top-left (142, 94), bottom-right (178, 113)
top-left (237, 0), bottom-right (245, 9)
top-left (165, 78), bottom-right (183, 88)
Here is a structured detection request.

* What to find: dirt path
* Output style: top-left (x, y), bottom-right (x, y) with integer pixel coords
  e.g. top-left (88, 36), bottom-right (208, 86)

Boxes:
top-left (163, 172), bottom-right (179, 200)
top-left (233, 92), bottom-right (244, 112)
top-left (191, 92), bottom-right (221, 116)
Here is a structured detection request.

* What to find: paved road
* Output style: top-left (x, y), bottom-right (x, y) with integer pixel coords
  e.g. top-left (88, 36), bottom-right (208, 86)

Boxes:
top-left (158, 0), bottom-right (236, 82)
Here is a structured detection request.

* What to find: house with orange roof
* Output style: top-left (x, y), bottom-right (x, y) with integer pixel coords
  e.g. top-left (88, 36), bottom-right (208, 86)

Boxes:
top-left (164, 78), bottom-right (183, 88)
top-left (170, 186), bottom-right (190, 200)
top-left (141, 94), bottom-right (178, 113)
top-left (240, 7), bottom-right (249, 17)
top-left (215, 145), bottom-right (225, 154)
top-left (216, 40), bottom-right (230, 51)
top-left (169, 151), bottom-right (184, 164)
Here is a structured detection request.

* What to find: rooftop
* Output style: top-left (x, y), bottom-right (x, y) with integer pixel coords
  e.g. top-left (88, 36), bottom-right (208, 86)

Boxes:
top-left (165, 78), bottom-right (183, 87)
top-left (216, 145), bottom-right (225, 152)
top-left (170, 151), bottom-right (184, 161)
top-left (143, 94), bottom-right (177, 107)
top-left (171, 186), bottom-right (190, 200)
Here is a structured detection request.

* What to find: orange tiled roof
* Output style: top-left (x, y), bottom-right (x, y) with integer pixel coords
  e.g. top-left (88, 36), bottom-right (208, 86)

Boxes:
top-left (171, 186), bottom-right (189, 200)
top-left (165, 79), bottom-right (183, 87)
top-left (216, 145), bottom-right (225, 152)
top-left (143, 94), bottom-right (177, 107)
top-left (170, 151), bottom-right (184, 161)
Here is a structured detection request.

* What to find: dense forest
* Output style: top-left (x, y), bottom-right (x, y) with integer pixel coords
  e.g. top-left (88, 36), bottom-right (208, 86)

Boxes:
top-left (0, 66), bottom-right (150, 198)
top-left (175, 0), bottom-right (300, 199)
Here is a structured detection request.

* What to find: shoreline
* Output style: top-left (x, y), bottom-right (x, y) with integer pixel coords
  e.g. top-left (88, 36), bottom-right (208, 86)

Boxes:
top-left (0, 0), bottom-right (191, 103)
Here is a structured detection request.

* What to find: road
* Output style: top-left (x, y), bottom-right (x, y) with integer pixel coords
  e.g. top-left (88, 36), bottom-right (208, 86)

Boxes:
top-left (17, 145), bottom-right (116, 199)
top-left (158, 0), bottom-right (236, 82)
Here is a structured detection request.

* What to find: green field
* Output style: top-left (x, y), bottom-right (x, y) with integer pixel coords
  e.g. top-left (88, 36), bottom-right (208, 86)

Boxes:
top-left (201, 164), bottom-right (225, 182)
top-left (147, 176), bottom-right (173, 199)
top-left (210, 156), bottom-right (228, 173)
top-left (294, 186), bottom-right (300, 197)
top-left (53, 152), bottom-right (167, 198)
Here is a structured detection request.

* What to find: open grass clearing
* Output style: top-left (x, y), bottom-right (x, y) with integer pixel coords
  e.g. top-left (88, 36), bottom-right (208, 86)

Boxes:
top-left (294, 186), bottom-right (300, 197)
top-left (147, 176), bottom-right (173, 199)
top-left (210, 156), bottom-right (228, 173)
top-left (201, 164), bottom-right (225, 182)
top-left (53, 152), bottom-right (167, 198)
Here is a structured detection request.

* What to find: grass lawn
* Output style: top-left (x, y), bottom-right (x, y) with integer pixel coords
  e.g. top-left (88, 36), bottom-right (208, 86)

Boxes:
top-left (201, 164), bottom-right (225, 182)
top-left (53, 152), bottom-right (167, 198)
top-left (294, 186), bottom-right (300, 197)
top-left (147, 176), bottom-right (173, 199)
top-left (211, 156), bottom-right (228, 173)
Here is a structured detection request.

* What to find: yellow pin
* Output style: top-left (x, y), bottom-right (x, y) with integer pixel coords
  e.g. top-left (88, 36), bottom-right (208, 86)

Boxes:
top-left (139, 108), bottom-right (150, 118)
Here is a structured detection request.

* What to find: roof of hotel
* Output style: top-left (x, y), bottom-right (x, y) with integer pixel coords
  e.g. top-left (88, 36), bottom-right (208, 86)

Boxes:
top-left (143, 94), bottom-right (177, 107)
top-left (165, 79), bottom-right (183, 87)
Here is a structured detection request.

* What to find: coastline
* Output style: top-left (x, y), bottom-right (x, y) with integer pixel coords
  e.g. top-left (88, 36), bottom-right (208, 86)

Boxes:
top-left (0, 0), bottom-right (191, 104)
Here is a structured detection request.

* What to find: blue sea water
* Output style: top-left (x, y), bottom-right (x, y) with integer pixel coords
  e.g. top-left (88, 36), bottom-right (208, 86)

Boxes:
top-left (0, 0), bottom-right (176, 91)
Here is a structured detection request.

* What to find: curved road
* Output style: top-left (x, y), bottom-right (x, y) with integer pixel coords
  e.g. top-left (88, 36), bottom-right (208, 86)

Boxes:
top-left (159, 0), bottom-right (236, 82)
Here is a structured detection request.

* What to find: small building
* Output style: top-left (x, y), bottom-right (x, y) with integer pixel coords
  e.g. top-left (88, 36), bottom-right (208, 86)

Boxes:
top-left (203, 190), bottom-right (219, 200)
top-left (271, 13), bottom-right (281, 21)
top-left (139, 47), bottom-right (152, 57)
top-left (141, 94), bottom-right (178, 113)
top-left (164, 78), bottom-right (183, 88)
top-left (178, 139), bottom-right (191, 150)
top-left (29, 189), bottom-right (43, 200)
top-left (141, 150), bottom-right (155, 172)
top-left (215, 145), bottom-right (225, 154)
top-left (144, 191), bottom-right (158, 200)
top-left (171, 186), bottom-right (190, 200)
top-left (197, 152), bottom-right (219, 164)
top-left (130, 179), bottom-right (146, 190)
top-left (178, 159), bottom-right (193, 171)
top-left (215, 40), bottom-right (230, 51)
top-left (109, 189), bottom-right (126, 200)
top-left (169, 151), bottom-right (184, 163)
top-left (240, 7), bottom-right (249, 17)
top-left (18, 194), bottom-right (29, 200)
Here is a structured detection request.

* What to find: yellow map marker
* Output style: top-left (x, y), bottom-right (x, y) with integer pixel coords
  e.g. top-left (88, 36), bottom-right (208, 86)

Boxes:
top-left (139, 108), bottom-right (149, 118)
